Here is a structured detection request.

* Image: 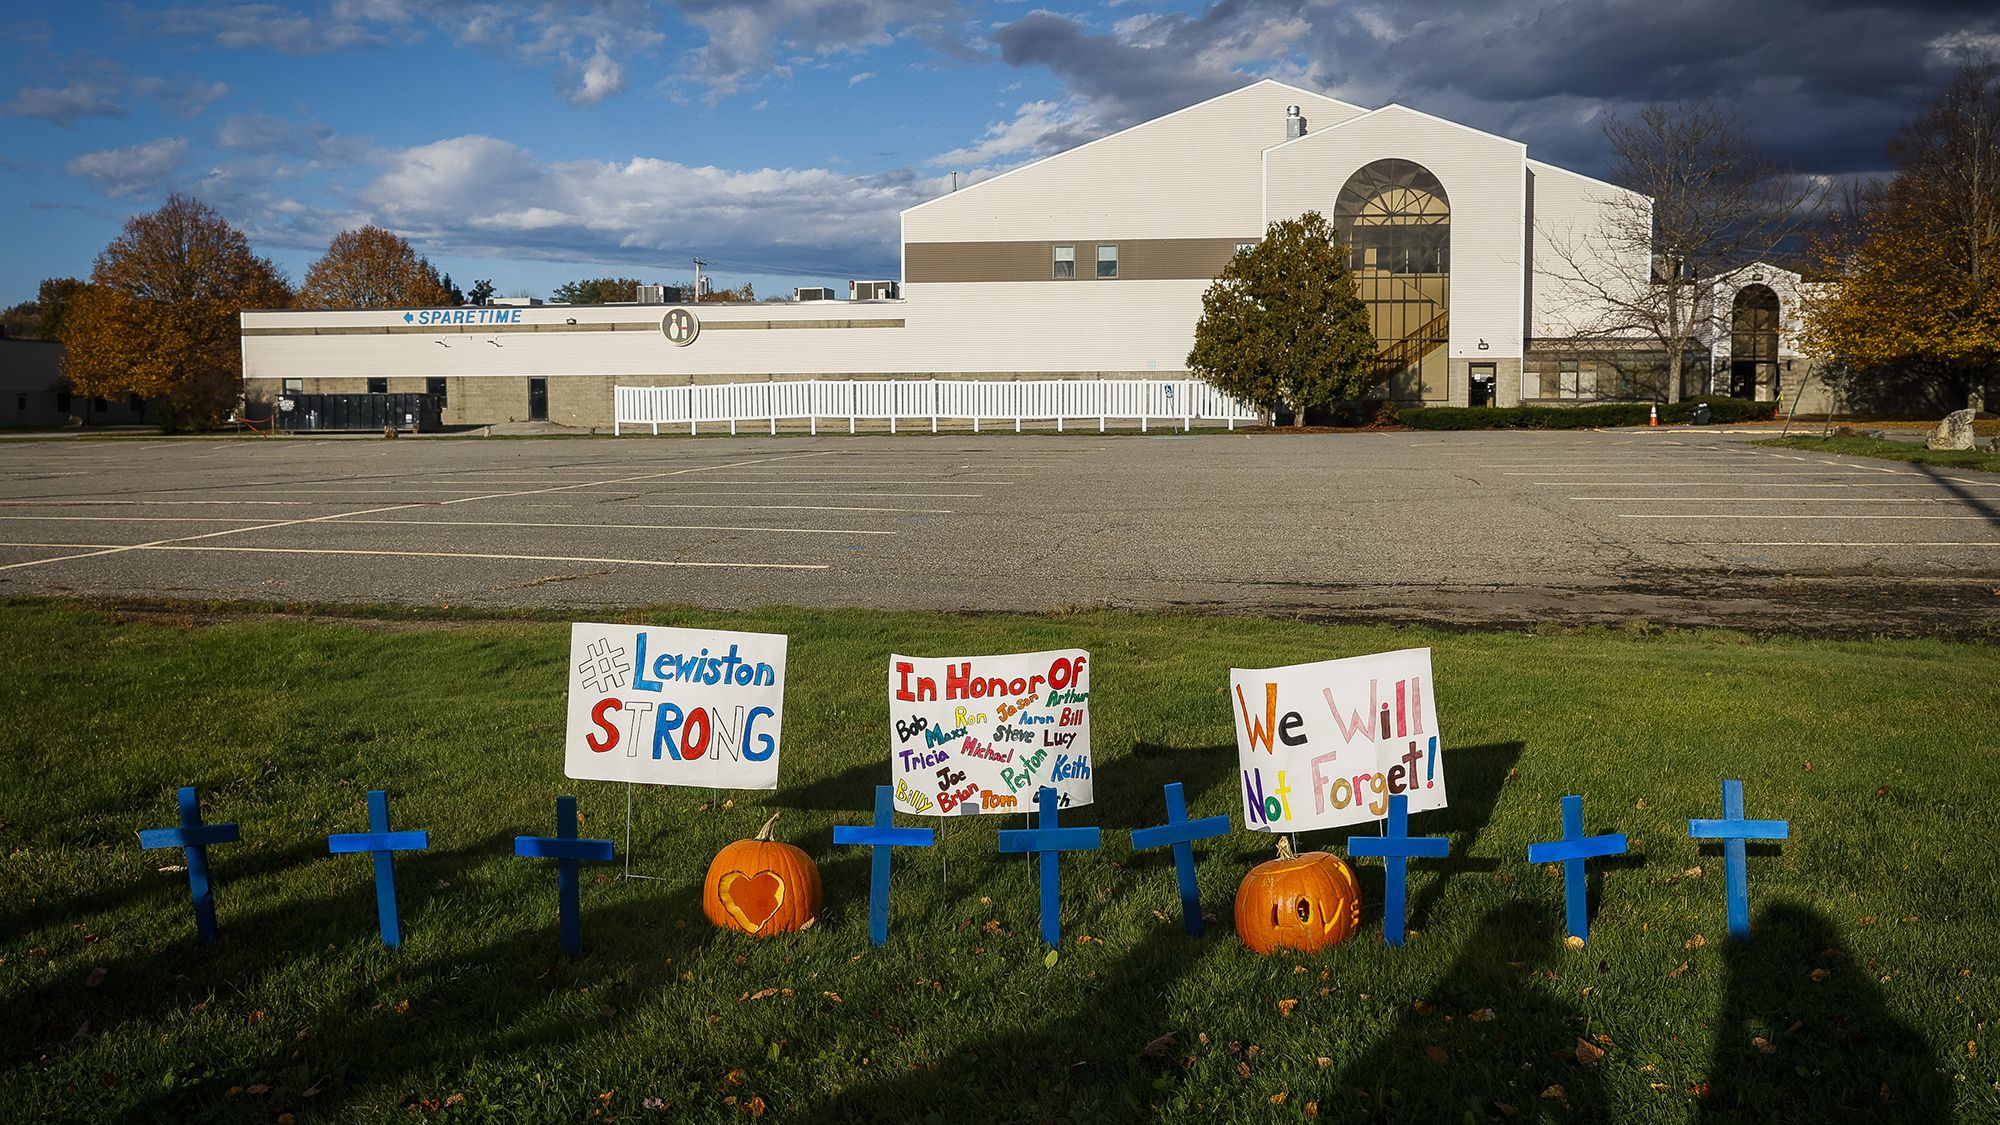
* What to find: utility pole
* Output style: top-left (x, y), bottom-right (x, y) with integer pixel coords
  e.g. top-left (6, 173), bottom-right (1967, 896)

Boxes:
top-left (692, 257), bottom-right (707, 302)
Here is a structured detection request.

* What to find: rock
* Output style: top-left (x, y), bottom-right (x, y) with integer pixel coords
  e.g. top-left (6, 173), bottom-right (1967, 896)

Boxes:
top-left (1925, 409), bottom-right (1976, 451)
top-left (1985, 435), bottom-right (2000, 454)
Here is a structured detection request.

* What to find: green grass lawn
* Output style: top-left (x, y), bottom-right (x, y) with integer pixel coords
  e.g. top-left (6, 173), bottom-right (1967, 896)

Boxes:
top-left (1756, 434), bottom-right (2000, 474)
top-left (4, 601), bottom-right (1996, 1124)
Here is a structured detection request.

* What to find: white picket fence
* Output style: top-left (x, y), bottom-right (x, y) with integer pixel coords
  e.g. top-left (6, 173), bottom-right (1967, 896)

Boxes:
top-left (612, 378), bottom-right (1265, 435)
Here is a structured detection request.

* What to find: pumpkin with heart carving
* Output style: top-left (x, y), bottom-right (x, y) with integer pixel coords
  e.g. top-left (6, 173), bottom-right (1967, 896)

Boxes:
top-left (703, 812), bottom-right (822, 936)
top-left (1234, 834), bottom-right (1362, 954)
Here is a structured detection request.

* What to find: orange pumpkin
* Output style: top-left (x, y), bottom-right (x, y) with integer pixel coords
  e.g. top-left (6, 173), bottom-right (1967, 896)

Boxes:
top-left (703, 813), bottom-right (822, 936)
top-left (1234, 835), bottom-right (1362, 954)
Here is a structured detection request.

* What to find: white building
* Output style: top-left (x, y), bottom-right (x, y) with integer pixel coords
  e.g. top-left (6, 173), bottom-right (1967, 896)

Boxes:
top-left (242, 79), bottom-right (1739, 429)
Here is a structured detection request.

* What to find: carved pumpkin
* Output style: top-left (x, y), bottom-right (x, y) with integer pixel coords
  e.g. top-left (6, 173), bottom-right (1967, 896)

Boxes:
top-left (703, 813), bottom-right (822, 936)
top-left (1234, 835), bottom-right (1362, 954)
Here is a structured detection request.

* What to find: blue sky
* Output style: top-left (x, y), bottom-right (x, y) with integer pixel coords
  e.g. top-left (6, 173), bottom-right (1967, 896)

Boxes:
top-left (3, 1), bottom-right (1994, 307)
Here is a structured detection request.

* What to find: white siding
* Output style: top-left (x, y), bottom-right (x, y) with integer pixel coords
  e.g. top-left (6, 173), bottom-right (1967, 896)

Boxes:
top-left (901, 81), bottom-right (1364, 246)
top-left (1525, 159), bottom-right (1651, 338)
top-left (1263, 105), bottom-right (1528, 359)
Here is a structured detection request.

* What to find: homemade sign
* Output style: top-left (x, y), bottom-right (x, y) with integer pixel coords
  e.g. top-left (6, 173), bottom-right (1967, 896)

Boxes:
top-left (1231, 647), bottom-right (1446, 834)
top-left (832, 785), bottom-right (938, 946)
top-left (138, 786), bottom-right (240, 944)
top-left (565, 623), bottom-right (788, 790)
top-left (1346, 794), bottom-right (1449, 948)
top-left (1688, 779), bottom-right (1790, 941)
top-left (1525, 794), bottom-right (1627, 945)
top-left (514, 796), bottom-right (616, 957)
top-left (888, 649), bottom-right (1092, 816)
top-left (1129, 782), bottom-right (1233, 936)
top-left (327, 789), bottom-right (430, 948)
top-left (996, 787), bottom-right (1102, 945)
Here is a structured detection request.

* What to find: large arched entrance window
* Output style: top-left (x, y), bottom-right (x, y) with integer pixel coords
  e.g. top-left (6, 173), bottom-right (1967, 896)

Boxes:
top-left (1334, 159), bottom-right (1450, 400)
top-left (1729, 285), bottom-right (1779, 400)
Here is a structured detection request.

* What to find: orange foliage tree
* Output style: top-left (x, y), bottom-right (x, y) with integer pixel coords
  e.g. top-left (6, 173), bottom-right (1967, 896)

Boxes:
top-left (1803, 63), bottom-right (2000, 412)
top-left (298, 225), bottom-right (453, 309)
top-left (61, 195), bottom-right (293, 429)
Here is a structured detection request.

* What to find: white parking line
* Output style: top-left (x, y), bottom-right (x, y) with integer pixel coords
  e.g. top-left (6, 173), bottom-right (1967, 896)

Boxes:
top-left (0, 542), bottom-right (831, 569)
top-left (1570, 497), bottom-right (1953, 503)
top-left (339, 518), bottom-right (894, 535)
top-left (1535, 481), bottom-right (1987, 488)
top-left (616, 502), bottom-right (954, 514)
top-left (1618, 513), bottom-right (1996, 520)
top-left (1733, 541), bottom-right (2000, 547)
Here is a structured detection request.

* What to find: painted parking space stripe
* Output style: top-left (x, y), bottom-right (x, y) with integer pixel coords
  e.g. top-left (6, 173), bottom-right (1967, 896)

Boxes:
top-left (337, 518), bottom-right (895, 535)
top-left (1569, 497), bottom-right (1958, 503)
top-left (1617, 513), bottom-right (1998, 520)
top-left (0, 542), bottom-right (831, 569)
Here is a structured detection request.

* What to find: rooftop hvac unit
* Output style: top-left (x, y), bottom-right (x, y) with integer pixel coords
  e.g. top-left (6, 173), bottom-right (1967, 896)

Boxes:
top-left (850, 279), bottom-right (899, 301)
top-left (636, 284), bottom-right (667, 304)
top-left (794, 286), bottom-right (837, 302)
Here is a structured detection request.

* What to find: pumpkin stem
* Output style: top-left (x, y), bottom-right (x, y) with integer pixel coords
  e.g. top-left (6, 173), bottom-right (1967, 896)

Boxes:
top-left (1276, 834), bottom-right (1295, 861)
top-left (754, 812), bottom-right (781, 842)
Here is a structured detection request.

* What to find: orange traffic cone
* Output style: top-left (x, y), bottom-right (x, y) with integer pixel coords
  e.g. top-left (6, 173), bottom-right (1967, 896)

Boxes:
top-left (1648, 404), bottom-right (1659, 427)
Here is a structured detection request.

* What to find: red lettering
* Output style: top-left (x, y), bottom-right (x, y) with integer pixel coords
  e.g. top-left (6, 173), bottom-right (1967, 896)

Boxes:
top-left (682, 706), bottom-right (712, 759)
top-left (587, 698), bottom-right (622, 752)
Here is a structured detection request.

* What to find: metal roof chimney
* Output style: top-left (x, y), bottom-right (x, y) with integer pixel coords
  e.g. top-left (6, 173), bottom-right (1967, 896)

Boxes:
top-left (1286, 104), bottom-right (1307, 139)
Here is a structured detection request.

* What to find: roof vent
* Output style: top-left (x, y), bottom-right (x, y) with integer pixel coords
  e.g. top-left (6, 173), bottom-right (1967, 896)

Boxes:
top-left (1286, 104), bottom-right (1307, 140)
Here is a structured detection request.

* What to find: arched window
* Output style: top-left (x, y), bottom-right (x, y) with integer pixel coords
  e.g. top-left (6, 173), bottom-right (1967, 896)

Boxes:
top-left (1334, 160), bottom-right (1450, 400)
top-left (1729, 284), bottom-right (1780, 400)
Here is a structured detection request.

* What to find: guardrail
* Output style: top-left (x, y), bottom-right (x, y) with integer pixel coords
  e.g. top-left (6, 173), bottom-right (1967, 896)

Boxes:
top-left (613, 378), bottom-right (1264, 435)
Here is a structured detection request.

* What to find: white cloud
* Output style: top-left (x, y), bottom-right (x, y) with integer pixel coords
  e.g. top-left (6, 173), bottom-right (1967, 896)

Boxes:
top-left (932, 99), bottom-right (1083, 166)
top-left (65, 137), bottom-right (190, 197)
top-left (137, 4), bottom-right (387, 53)
top-left (7, 82), bottom-right (123, 125)
top-left (134, 76), bottom-right (231, 118)
top-left (571, 49), bottom-right (626, 105)
top-left (848, 71), bottom-right (876, 86)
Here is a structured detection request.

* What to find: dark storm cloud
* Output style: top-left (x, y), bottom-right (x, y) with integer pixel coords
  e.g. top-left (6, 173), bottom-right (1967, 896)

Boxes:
top-left (980, 0), bottom-right (2000, 179)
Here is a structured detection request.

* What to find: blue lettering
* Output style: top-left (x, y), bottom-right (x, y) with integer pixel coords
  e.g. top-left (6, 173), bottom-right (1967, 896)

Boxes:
top-left (652, 702), bottom-right (686, 760)
top-left (632, 632), bottom-right (663, 692)
top-left (743, 706), bottom-right (775, 761)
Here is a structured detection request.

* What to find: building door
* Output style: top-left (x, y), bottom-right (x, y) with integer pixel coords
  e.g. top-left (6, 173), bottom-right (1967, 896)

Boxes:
top-left (1729, 285), bottom-right (1780, 400)
top-left (1468, 362), bottom-right (1495, 407)
top-left (528, 378), bottom-right (548, 421)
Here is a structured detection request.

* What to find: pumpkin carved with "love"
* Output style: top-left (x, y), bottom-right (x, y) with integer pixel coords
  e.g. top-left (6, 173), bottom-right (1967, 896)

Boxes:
top-left (703, 813), bottom-right (822, 936)
top-left (1234, 834), bottom-right (1363, 954)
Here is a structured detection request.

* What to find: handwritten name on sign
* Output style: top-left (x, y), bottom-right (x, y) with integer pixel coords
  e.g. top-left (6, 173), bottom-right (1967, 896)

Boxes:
top-left (565, 623), bottom-right (788, 790)
top-left (889, 649), bottom-right (1092, 816)
top-left (1231, 647), bottom-right (1447, 833)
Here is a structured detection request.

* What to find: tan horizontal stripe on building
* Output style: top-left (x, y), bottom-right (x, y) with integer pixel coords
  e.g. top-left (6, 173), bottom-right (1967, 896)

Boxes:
top-left (244, 318), bottom-right (904, 337)
top-left (905, 238), bottom-right (1250, 283)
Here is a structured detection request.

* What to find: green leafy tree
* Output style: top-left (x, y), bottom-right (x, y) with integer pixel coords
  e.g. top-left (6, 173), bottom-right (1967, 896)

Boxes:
top-left (440, 272), bottom-right (465, 306)
top-left (552, 277), bottom-right (646, 304)
top-left (1187, 211), bottom-right (1376, 425)
top-left (466, 278), bottom-right (496, 305)
top-left (298, 225), bottom-right (452, 309)
top-left (1, 277), bottom-right (86, 340)
top-left (61, 194), bottom-right (292, 429)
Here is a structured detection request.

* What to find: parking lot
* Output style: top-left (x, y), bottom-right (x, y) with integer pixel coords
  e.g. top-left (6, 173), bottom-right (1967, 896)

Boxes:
top-left (0, 429), bottom-right (1994, 634)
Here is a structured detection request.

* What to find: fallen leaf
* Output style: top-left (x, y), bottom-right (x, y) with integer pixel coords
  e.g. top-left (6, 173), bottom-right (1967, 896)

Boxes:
top-left (745, 1094), bottom-right (767, 1117)
top-left (1425, 1045), bottom-right (1450, 1065)
top-left (1688, 1083), bottom-right (1712, 1099)
top-left (1493, 1100), bottom-right (1519, 1117)
top-left (1564, 935), bottom-right (1586, 952)
top-left (1246, 1045), bottom-right (1260, 1061)
top-left (393, 999), bottom-right (411, 1016)
top-left (1269, 1092), bottom-right (1288, 1106)
top-left (721, 799), bottom-right (735, 810)
top-left (1305, 1102), bottom-right (1319, 1118)
top-left (248, 1011), bottom-right (265, 1025)
top-left (277, 1115), bottom-right (295, 1125)
top-left (724, 1069), bottom-right (743, 1087)
top-left (822, 991), bottom-right (841, 1003)
top-left (1141, 1032), bottom-right (1177, 1058)
top-left (1752, 1036), bottom-right (1775, 1055)
top-left (1573, 1039), bottom-right (1605, 1068)
top-left (1649, 1082), bottom-right (1670, 1092)
top-left (1540, 1084), bottom-right (1566, 1101)
top-left (1277, 999), bottom-right (1299, 1017)
top-left (1468, 1007), bottom-right (1496, 1022)
top-left (982, 920), bottom-right (1002, 934)
top-left (1810, 968), bottom-right (1829, 983)
top-left (247, 1084), bottom-right (270, 1095)
top-left (643, 1096), bottom-right (670, 1112)
top-left (741, 988), bottom-right (778, 1002)
top-left (1668, 961), bottom-right (1691, 979)
top-left (1685, 933), bottom-right (1707, 949)
top-left (84, 966), bottom-right (107, 988)
top-left (1969, 1040), bottom-right (1978, 1058)
top-left (1198, 1032), bottom-right (1210, 1046)
top-left (1316, 1056), bottom-right (1331, 1068)
top-left (1412, 1000), bottom-right (1433, 1013)
top-left (1685, 866), bottom-right (1704, 879)
top-left (1861, 915), bottom-right (1877, 926)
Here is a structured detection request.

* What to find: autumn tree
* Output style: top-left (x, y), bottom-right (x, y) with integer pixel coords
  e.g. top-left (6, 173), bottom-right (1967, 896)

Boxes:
top-left (1187, 211), bottom-right (1377, 425)
top-left (1540, 103), bottom-right (1818, 401)
top-left (0, 277), bottom-right (85, 340)
top-left (298, 224), bottom-right (452, 309)
top-left (552, 277), bottom-right (645, 304)
top-left (1802, 62), bottom-right (2000, 412)
top-left (61, 195), bottom-right (292, 429)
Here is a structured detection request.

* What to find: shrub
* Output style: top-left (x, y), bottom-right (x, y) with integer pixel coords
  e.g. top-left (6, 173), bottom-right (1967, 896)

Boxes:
top-left (1397, 400), bottom-right (1777, 430)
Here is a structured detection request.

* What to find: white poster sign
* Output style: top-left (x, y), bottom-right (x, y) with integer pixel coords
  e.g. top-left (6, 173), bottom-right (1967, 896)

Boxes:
top-left (888, 649), bottom-right (1092, 816)
top-left (565, 623), bottom-right (788, 790)
top-left (1230, 647), bottom-right (1446, 833)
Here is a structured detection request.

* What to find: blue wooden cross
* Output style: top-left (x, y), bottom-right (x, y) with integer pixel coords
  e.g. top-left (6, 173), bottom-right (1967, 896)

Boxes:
top-left (328, 789), bottom-right (430, 948)
top-left (1525, 794), bottom-right (1628, 945)
top-left (1688, 779), bottom-right (1790, 941)
top-left (832, 785), bottom-right (937, 947)
top-left (1129, 782), bottom-right (1232, 936)
top-left (513, 796), bottom-right (616, 957)
top-left (138, 786), bottom-right (241, 944)
top-left (1346, 793), bottom-right (1449, 948)
top-left (996, 787), bottom-right (1101, 946)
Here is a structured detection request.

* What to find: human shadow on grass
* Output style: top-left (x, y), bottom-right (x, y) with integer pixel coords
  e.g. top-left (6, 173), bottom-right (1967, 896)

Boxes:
top-left (1332, 899), bottom-right (1609, 1122)
top-left (1695, 902), bottom-right (1949, 1124)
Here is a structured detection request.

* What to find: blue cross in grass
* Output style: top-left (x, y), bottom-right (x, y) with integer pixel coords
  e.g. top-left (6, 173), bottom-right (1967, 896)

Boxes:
top-left (1688, 779), bottom-right (1789, 941)
top-left (997, 787), bottom-right (1101, 946)
top-left (328, 789), bottom-right (430, 948)
top-left (514, 796), bottom-right (616, 957)
top-left (1346, 793), bottom-right (1449, 948)
top-left (832, 785), bottom-right (936, 947)
top-left (1129, 782), bottom-right (1232, 936)
top-left (138, 786), bottom-right (241, 944)
top-left (1526, 794), bottom-right (1628, 945)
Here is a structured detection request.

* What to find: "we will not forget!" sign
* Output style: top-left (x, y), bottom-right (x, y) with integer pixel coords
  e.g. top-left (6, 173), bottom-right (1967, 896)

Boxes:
top-left (1231, 647), bottom-right (1447, 834)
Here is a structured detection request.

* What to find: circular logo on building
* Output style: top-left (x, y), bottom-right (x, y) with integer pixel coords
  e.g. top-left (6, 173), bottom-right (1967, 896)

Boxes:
top-left (662, 307), bottom-right (700, 346)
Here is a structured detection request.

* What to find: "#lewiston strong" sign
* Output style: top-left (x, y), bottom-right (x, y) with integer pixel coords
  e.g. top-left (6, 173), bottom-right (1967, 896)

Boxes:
top-left (565, 623), bottom-right (788, 790)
